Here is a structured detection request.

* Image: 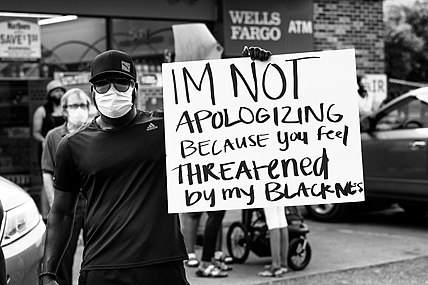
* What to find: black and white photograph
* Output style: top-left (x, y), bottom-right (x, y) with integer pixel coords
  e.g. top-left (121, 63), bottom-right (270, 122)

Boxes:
top-left (0, 1), bottom-right (428, 284)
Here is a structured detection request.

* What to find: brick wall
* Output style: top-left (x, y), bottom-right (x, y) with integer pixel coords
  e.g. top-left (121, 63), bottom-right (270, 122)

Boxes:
top-left (313, 0), bottom-right (385, 74)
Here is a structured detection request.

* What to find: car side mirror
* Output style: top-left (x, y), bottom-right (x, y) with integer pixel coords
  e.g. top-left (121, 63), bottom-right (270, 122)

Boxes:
top-left (360, 116), bottom-right (374, 132)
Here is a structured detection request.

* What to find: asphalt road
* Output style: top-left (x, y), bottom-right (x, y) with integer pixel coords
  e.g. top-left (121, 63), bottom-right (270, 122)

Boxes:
top-left (278, 256), bottom-right (428, 285)
top-left (72, 206), bottom-right (428, 284)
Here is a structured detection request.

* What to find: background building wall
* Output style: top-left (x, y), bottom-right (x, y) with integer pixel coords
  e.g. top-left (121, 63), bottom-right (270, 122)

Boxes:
top-left (313, 0), bottom-right (385, 74)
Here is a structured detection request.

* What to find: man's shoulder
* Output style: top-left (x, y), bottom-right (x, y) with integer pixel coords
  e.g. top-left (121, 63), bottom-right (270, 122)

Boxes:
top-left (45, 123), bottom-right (67, 139)
top-left (151, 108), bottom-right (164, 119)
top-left (66, 121), bottom-right (95, 140)
top-left (135, 109), bottom-right (164, 124)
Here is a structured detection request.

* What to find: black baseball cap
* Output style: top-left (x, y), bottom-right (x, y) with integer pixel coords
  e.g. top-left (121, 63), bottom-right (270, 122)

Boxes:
top-left (89, 50), bottom-right (136, 83)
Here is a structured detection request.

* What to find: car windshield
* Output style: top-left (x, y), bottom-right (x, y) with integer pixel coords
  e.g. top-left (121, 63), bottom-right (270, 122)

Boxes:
top-left (375, 94), bottom-right (428, 131)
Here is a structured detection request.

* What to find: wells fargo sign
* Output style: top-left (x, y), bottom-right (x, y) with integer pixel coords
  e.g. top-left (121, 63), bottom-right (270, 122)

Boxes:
top-left (222, 0), bottom-right (314, 56)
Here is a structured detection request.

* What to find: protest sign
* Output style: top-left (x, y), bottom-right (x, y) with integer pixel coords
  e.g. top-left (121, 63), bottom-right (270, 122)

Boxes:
top-left (162, 49), bottom-right (364, 213)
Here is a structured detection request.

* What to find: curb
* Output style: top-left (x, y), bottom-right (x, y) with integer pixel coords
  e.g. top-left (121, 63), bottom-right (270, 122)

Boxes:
top-left (251, 255), bottom-right (428, 285)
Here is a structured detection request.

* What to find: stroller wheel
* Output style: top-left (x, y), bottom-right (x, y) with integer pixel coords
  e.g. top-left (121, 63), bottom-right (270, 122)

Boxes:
top-left (226, 222), bottom-right (250, 264)
top-left (288, 237), bottom-right (312, 271)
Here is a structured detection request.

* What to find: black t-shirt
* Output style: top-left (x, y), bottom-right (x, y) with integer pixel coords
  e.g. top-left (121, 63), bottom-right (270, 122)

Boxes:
top-left (54, 110), bottom-right (187, 270)
top-left (41, 103), bottom-right (66, 138)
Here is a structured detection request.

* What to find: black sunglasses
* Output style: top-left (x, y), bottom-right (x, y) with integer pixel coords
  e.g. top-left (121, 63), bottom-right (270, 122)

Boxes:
top-left (64, 103), bottom-right (88, 110)
top-left (93, 78), bottom-right (134, 94)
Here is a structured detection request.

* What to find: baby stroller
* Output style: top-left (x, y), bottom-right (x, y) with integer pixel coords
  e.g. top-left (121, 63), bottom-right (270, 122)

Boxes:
top-left (226, 206), bottom-right (311, 271)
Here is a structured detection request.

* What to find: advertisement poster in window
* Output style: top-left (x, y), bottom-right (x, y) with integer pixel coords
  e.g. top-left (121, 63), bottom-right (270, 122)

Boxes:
top-left (0, 17), bottom-right (41, 60)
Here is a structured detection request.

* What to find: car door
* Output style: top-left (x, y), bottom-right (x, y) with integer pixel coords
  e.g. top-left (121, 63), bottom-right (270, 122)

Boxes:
top-left (361, 94), bottom-right (428, 198)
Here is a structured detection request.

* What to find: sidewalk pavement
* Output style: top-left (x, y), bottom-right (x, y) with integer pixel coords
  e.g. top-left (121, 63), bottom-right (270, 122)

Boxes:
top-left (73, 207), bottom-right (428, 285)
top-left (185, 208), bottom-right (428, 285)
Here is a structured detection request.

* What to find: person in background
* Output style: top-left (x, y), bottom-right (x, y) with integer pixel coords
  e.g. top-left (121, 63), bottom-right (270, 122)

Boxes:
top-left (40, 50), bottom-right (189, 285)
top-left (41, 88), bottom-right (90, 285)
top-left (194, 211), bottom-right (230, 278)
top-left (32, 80), bottom-right (67, 220)
top-left (195, 46), bottom-right (272, 278)
top-left (258, 206), bottom-right (289, 277)
top-left (171, 23), bottom-right (233, 275)
top-left (357, 75), bottom-right (374, 117)
top-left (243, 46), bottom-right (288, 278)
top-left (0, 200), bottom-right (6, 285)
top-left (183, 212), bottom-right (232, 269)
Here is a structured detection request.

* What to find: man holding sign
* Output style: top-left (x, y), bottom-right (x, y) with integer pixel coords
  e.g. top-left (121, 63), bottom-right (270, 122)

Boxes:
top-left (41, 50), bottom-right (189, 285)
top-left (40, 46), bottom-right (272, 284)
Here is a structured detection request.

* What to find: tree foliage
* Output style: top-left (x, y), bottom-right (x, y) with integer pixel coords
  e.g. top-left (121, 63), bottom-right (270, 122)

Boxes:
top-left (384, 1), bottom-right (428, 82)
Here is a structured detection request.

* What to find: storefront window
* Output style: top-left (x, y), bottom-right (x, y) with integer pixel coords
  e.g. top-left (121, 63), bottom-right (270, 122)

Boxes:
top-left (111, 18), bottom-right (178, 60)
top-left (0, 12), bottom-right (209, 193)
top-left (0, 14), bottom-right (106, 78)
top-left (41, 16), bottom-right (106, 77)
top-left (0, 80), bottom-right (31, 187)
top-left (0, 13), bottom-right (106, 196)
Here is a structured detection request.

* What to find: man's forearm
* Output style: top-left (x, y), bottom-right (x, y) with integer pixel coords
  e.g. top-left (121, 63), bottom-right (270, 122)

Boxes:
top-left (42, 206), bottom-right (75, 274)
top-left (42, 173), bottom-right (55, 207)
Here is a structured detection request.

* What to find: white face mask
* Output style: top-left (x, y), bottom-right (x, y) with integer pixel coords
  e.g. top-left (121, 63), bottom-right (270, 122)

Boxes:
top-left (94, 87), bottom-right (133, 118)
top-left (67, 108), bottom-right (89, 127)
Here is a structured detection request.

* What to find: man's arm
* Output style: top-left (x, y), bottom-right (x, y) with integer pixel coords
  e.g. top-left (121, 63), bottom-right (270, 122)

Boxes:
top-left (41, 131), bottom-right (57, 208)
top-left (42, 173), bottom-right (55, 207)
top-left (41, 190), bottom-right (79, 285)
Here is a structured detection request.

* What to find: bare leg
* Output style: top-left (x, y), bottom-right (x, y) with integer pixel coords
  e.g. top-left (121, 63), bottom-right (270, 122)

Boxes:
top-left (181, 213), bottom-right (201, 254)
top-left (280, 227), bottom-right (289, 267)
top-left (268, 228), bottom-right (281, 268)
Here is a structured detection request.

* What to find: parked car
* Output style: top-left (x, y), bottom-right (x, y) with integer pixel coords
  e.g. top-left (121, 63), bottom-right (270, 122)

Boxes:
top-left (307, 87), bottom-right (428, 221)
top-left (0, 176), bottom-right (45, 284)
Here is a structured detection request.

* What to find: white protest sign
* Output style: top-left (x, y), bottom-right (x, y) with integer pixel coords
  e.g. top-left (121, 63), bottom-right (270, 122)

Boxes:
top-left (162, 49), bottom-right (364, 213)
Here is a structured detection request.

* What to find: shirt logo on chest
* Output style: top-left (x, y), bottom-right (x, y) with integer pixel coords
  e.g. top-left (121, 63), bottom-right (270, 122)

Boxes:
top-left (146, 123), bottom-right (158, 131)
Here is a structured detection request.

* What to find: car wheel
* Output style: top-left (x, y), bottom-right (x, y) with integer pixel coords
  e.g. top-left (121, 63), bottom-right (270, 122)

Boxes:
top-left (305, 203), bottom-right (350, 222)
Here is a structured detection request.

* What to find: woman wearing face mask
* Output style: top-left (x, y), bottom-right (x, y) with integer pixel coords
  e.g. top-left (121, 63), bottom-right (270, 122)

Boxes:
top-left (41, 88), bottom-right (90, 285)
top-left (33, 80), bottom-right (67, 151)
top-left (32, 80), bottom-right (67, 221)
